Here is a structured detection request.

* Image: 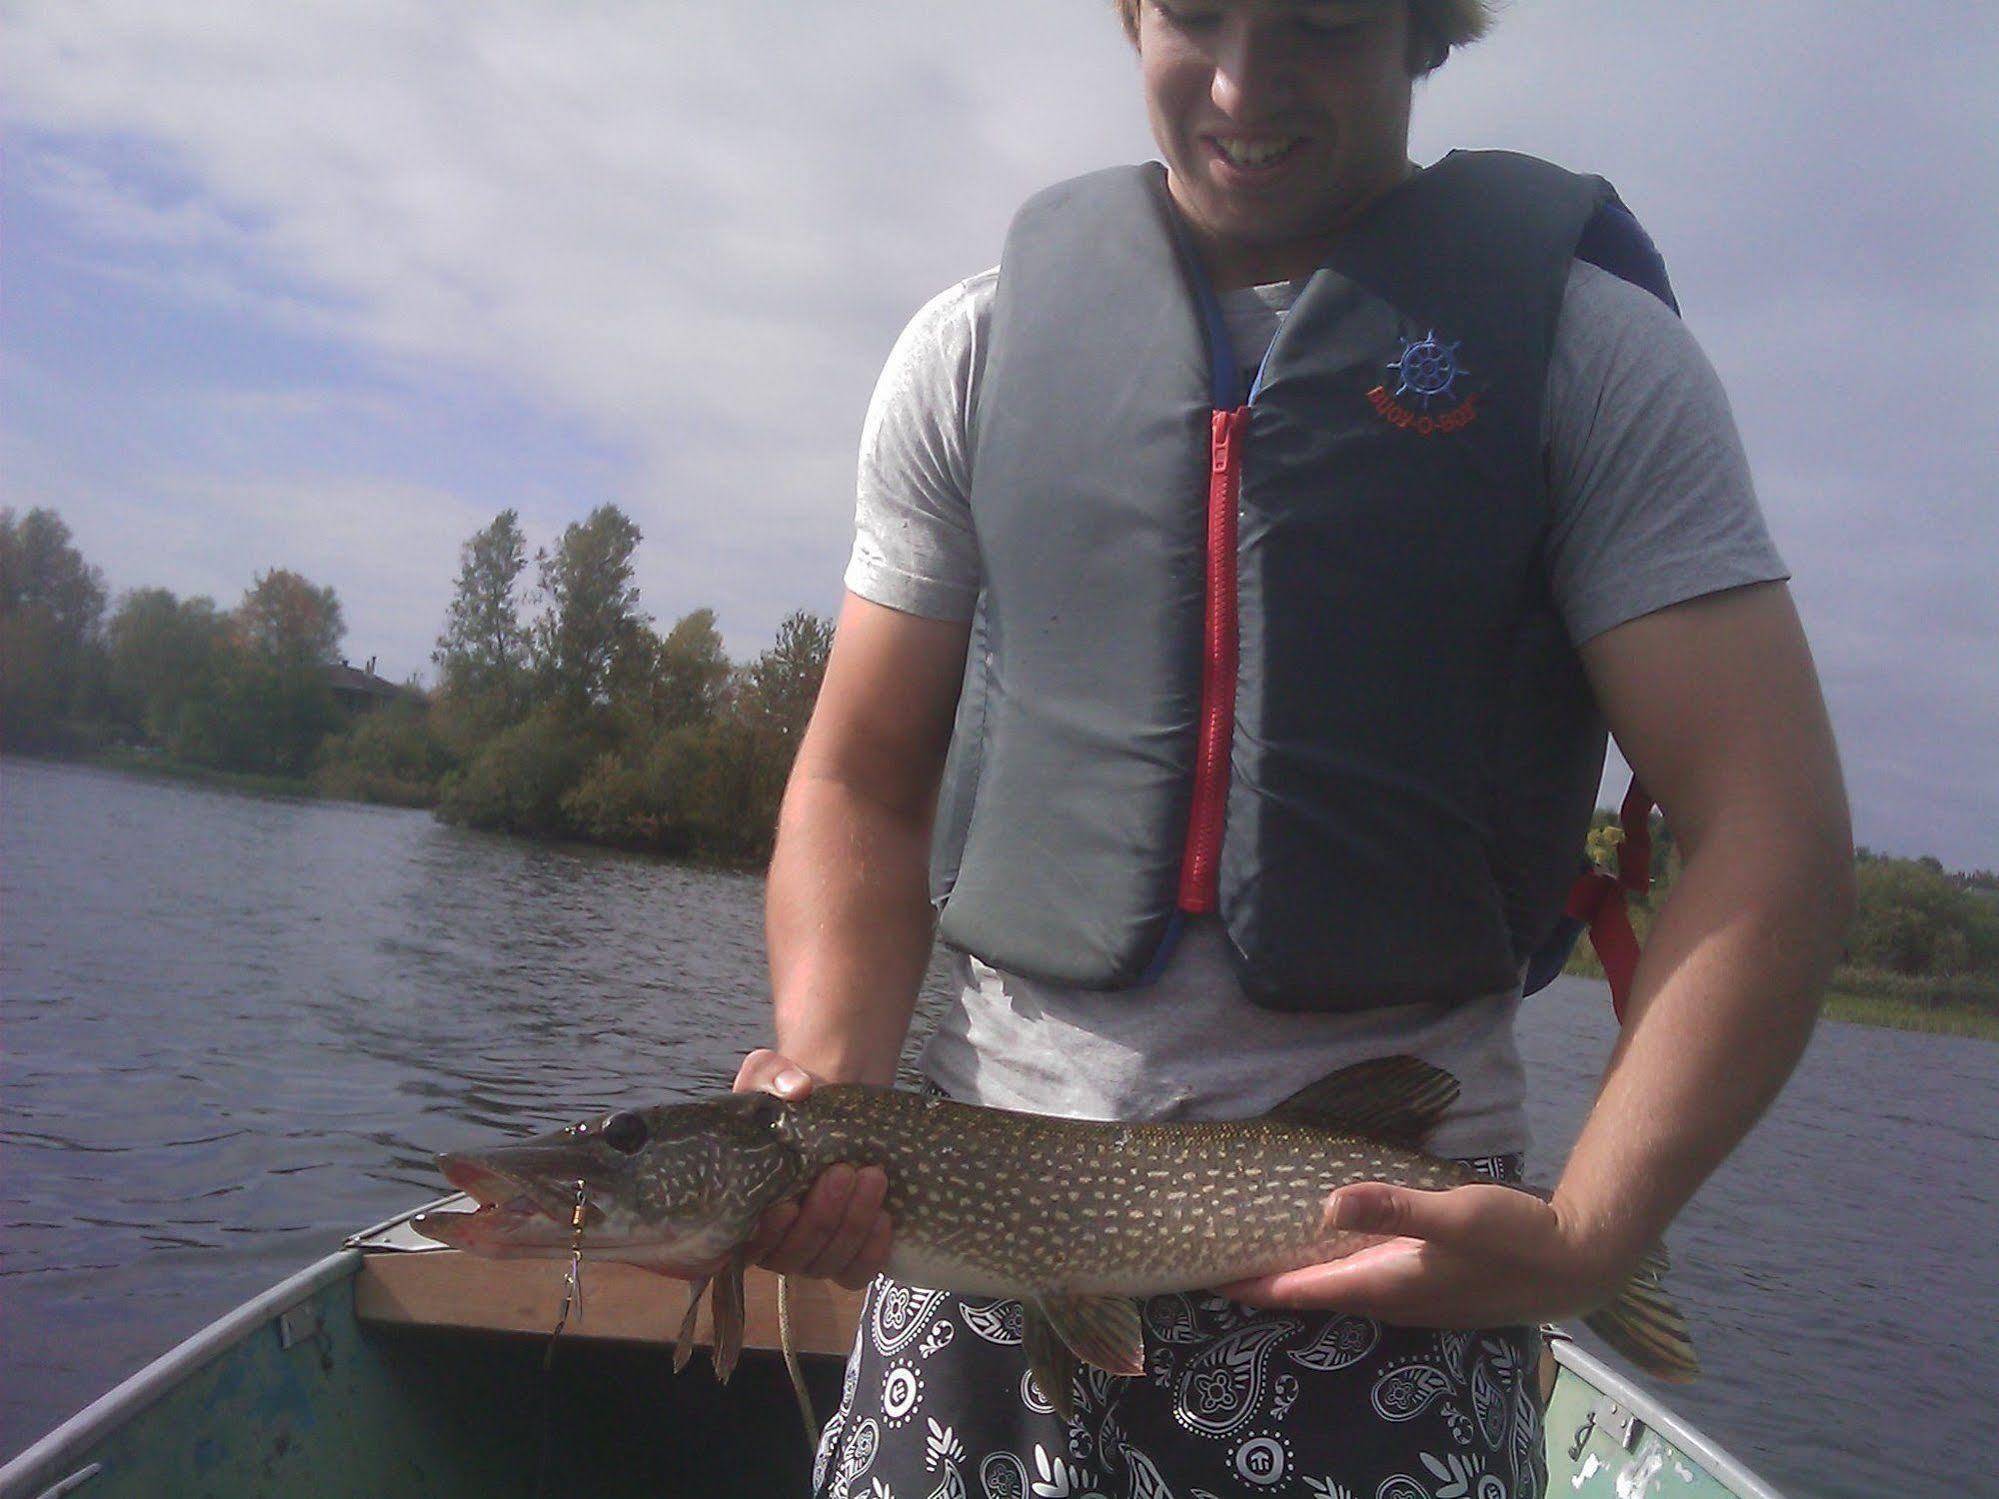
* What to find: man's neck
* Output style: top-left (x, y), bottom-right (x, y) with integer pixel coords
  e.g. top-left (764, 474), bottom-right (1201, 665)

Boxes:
top-left (1197, 156), bottom-right (1420, 290)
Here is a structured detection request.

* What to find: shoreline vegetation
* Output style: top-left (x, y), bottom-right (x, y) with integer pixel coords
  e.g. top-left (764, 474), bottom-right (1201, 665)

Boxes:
top-left (8, 502), bottom-right (1997, 1041)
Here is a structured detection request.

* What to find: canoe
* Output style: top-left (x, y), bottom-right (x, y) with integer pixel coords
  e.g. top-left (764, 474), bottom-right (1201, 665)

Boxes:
top-left (0, 1198), bottom-right (1784, 1499)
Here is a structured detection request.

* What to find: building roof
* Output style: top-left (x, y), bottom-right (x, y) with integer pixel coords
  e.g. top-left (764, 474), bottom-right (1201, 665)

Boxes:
top-left (325, 659), bottom-right (421, 702)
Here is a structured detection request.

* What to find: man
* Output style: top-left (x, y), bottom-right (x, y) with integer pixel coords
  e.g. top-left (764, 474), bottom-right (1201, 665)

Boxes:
top-left (739, 2), bottom-right (1853, 1494)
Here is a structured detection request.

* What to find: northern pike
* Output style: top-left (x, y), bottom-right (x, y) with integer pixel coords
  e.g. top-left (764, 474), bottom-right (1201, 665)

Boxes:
top-left (414, 1057), bottom-right (1695, 1412)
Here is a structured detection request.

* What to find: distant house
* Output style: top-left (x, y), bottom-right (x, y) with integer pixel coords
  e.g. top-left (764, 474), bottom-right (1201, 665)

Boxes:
top-left (326, 657), bottom-right (421, 716)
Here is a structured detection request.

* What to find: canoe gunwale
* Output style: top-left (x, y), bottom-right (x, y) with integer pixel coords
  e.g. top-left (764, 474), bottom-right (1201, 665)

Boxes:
top-left (344, 1192), bottom-right (460, 1251)
top-left (0, 1213), bottom-right (1787, 1499)
top-left (1545, 1333), bottom-right (1786, 1499)
top-left (0, 1250), bottom-right (362, 1499)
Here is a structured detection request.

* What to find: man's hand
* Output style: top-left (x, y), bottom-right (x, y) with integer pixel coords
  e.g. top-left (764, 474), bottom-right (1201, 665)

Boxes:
top-left (732, 1048), bottom-right (894, 1290)
top-left (1218, 1181), bottom-right (1627, 1328)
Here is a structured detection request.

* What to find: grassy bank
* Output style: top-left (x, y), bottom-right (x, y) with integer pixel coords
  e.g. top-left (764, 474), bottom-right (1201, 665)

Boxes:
top-left (80, 746), bottom-right (321, 801)
top-left (1819, 989), bottom-right (1999, 1040)
top-left (1567, 940), bottom-right (1998, 1040)
top-left (63, 746), bottom-right (441, 810)
top-left (1815, 967), bottom-right (1999, 1039)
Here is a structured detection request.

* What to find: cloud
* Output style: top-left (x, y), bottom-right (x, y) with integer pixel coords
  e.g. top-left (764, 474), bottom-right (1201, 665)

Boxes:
top-left (3, 0), bottom-right (1994, 864)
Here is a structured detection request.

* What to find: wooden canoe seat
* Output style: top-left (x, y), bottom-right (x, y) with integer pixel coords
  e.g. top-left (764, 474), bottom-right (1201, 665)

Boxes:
top-left (356, 1252), bottom-right (864, 1359)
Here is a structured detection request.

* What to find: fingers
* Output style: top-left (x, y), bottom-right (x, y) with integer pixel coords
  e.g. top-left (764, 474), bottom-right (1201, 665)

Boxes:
top-left (1226, 1184), bottom-right (1580, 1322)
top-left (733, 1048), bottom-right (814, 1099)
top-left (838, 1212), bottom-right (896, 1290)
top-left (748, 1163), bottom-right (894, 1287)
top-left (1327, 1181), bottom-right (1530, 1244)
top-left (733, 1049), bottom-right (894, 1285)
top-left (1328, 1182), bottom-right (1449, 1237)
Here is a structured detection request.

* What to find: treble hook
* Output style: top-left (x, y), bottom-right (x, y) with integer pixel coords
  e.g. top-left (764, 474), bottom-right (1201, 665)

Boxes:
top-left (543, 1179), bottom-right (589, 1370)
top-left (532, 1179), bottom-right (591, 1499)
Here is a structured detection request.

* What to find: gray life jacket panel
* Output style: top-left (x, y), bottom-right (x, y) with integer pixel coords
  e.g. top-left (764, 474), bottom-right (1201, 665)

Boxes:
top-left (930, 151), bottom-right (1676, 1012)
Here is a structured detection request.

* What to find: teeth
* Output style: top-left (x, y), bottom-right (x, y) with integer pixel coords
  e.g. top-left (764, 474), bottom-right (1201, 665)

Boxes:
top-left (1217, 137), bottom-right (1298, 167)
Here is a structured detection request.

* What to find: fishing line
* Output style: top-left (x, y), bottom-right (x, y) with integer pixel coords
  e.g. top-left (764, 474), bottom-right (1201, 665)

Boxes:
top-left (776, 1272), bottom-right (821, 1456)
top-left (546, 1178), bottom-right (590, 1364)
top-left (532, 1179), bottom-right (591, 1499)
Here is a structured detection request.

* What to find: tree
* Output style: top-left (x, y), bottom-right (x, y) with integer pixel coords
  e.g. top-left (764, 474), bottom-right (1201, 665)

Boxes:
top-left (202, 568), bottom-right (346, 775)
top-left (646, 607), bottom-right (732, 730)
top-left (733, 609), bottom-right (835, 834)
top-left (737, 609), bottom-right (834, 744)
top-left (0, 507), bottom-right (106, 638)
top-left (0, 508), bottom-right (108, 748)
top-left (1847, 857), bottom-right (1991, 977)
top-left (314, 701), bottom-right (453, 808)
top-left (532, 505), bottom-right (648, 714)
top-left (237, 568), bottom-right (344, 664)
top-left (105, 587), bottom-right (228, 745)
top-left (434, 509), bottom-right (531, 732)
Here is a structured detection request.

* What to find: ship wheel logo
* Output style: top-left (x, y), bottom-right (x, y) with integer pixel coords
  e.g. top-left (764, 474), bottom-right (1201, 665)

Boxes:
top-left (1387, 329), bottom-right (1468, 408)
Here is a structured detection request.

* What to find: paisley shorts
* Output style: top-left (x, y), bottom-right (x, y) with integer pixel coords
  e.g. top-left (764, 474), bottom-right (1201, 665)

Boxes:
top-left (810, 1155), bottom-right (1547, 1499)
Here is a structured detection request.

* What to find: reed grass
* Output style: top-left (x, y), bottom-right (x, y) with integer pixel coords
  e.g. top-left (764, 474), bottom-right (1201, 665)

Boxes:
top-left (85, 747), bottom-right (318, 801)
top-left (1566, 938), bottom-right (1999, 1039)
top-left (1819, 990), bottom-right (1999, 1039)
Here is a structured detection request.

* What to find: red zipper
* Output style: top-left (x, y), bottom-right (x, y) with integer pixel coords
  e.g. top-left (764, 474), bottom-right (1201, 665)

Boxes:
top-left (1177, 405), bottom-right (1248, 913)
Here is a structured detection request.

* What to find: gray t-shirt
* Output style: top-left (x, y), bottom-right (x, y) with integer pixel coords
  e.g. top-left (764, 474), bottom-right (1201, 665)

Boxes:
top-left (846, 258), bottom-right (1788, 1157)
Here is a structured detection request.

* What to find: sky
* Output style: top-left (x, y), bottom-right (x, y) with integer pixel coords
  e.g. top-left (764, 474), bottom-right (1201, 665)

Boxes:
top-left (3, 1), bottom-right (1995, 869)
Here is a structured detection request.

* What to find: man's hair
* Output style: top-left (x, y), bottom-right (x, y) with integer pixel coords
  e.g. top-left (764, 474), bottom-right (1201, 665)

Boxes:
top-left (1111, 1), bottom-right (1497, 76)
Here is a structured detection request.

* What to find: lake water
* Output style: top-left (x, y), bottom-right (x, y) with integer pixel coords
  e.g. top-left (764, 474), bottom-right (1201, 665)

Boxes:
top-left (3, 756), bottom-right (1994, 1495)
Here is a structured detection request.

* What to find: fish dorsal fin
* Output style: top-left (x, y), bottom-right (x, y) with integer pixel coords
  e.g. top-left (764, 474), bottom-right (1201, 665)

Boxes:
top-left (1265, 1056), bottom-right (1460, 1148)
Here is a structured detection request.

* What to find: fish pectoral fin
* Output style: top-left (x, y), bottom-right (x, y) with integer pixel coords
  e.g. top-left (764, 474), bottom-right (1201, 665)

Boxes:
top-left (1264, 1055), bottom-right (1460, 1149)
top-left (708, 1252), bottom-right (748, 1385)
top-left (1021, 1303), bottom-right (1080, 1422)
top-left (1040, 1294), bottom-right (1147, 1378)
top-left (672, 1273), bottom-right (711, 1374)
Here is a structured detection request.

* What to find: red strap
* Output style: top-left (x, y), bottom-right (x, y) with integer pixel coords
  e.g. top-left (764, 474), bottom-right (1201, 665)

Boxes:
top-left (1562, 779), bottom-right (1654, 1024)
top-left (1616, 779), bottom-right (1654, 895)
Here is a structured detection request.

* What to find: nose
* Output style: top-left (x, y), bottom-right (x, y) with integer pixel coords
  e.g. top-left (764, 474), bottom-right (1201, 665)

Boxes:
top-left (1209, 16), bottom-right (1295, 123)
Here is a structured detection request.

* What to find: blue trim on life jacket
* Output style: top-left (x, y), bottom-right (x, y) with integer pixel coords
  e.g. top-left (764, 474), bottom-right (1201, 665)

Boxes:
top-left (1159, 190), bottom-right (1248, 407)
top-left (1577, 195), bottom-right (1679, 314)
top-left (1137, 909), bottom-right (1187, 986)
top-left (1522, 908), bottom-right (1587, 996)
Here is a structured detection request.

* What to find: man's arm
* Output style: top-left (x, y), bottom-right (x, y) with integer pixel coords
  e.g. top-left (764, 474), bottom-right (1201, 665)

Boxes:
top-left (766, 591), bottom-right (968, 1080)
top-left (1224, 580), bottom-right (1855, 1324)
top-left (1532, 579), bottom-right (1853, 1272)
top-left (736, 591), bottom-right (970, 1286)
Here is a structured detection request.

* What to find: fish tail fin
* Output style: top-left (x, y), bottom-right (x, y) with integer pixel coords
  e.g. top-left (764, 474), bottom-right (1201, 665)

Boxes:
top-left (1582, 1243), bottom-right (1699, 1383)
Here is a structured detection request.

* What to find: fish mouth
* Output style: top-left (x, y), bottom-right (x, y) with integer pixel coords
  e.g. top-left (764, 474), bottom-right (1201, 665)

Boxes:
top-left (412, 1151), bottom-right (601, 1248)
top-left (413, 1151), bottom-right (727, 1277)
top-left (438, 1152), bottom-right (541, 1210)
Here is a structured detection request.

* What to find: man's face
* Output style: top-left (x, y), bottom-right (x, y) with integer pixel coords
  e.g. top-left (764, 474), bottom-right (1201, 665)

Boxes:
top-left (1137, 0), bottom-right (1417, 287)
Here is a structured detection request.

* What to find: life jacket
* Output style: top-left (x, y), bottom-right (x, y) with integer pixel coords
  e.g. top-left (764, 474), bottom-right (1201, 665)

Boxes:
top-left (930, 151), bottom-right (1677, 1013)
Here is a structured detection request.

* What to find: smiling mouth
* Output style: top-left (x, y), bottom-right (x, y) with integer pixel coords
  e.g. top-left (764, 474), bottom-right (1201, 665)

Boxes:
top-left (1211, 135), bottom-right (1305, 171)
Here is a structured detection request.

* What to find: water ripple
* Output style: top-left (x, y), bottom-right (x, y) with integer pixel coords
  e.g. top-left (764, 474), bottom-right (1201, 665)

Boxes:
top-left (3, 755), bottom-right (1993, 1496)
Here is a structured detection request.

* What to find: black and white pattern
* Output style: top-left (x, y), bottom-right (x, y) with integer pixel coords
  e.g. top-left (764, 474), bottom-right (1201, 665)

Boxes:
top-left (812, 1157), bottom-right (1546, 1499)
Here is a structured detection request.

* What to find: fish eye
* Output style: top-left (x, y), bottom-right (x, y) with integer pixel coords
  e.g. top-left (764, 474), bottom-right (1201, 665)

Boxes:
top-left (601, 1111), bottom-right (649, 1154)
top-left (749, 1093), bottom-right (784, 1130)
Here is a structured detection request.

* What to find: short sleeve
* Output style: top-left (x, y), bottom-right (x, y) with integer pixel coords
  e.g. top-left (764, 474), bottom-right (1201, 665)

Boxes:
top-left (842, 271), bottom-right (996, 621)
top-left (1543, 261), bottom-right (1790, 646)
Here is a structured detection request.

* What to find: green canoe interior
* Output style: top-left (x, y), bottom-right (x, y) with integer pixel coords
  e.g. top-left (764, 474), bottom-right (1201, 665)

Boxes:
top-left (2, 1239), bottom-right (1776, 1499)
top-left (7, 1265), bottom-right (843, 1498)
